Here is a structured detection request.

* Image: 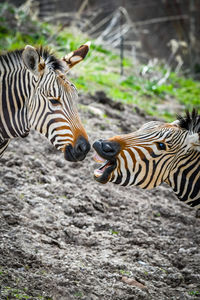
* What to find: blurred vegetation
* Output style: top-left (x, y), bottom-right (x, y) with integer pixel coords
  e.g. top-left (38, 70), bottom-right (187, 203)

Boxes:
top-left (0, 1), bottom-right (200, 121)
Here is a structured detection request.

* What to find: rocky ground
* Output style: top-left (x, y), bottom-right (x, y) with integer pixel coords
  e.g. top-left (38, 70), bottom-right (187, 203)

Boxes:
top-left (0, 92), bottom-right (199, 300)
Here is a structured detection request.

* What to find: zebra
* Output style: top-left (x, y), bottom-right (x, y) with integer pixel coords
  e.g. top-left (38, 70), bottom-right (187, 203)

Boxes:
top-left (93, 110), bottom-right (200, 209)
top-left (0, 42), bottom-right (91, 161)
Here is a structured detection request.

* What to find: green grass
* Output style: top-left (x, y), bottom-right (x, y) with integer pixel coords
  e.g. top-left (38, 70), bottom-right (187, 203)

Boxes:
top-left (188, 290), bottom-right (200, 296)
top-left (0, 1), bottom-right (199, 122)
top-left (169, 73), bottom-right (200, 109)
top-left (119, 269), bottom-right (131, 276)
top-left (109, 228), bottom-right (119, 235)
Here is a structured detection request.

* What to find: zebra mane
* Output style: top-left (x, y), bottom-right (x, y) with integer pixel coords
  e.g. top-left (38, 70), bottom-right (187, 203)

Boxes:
top-left (177, 109), bottom-right (200, 133)
top-left (37, 46), bottom-right (64, 71)
top-left (0, 46), bottom-right (64, 72)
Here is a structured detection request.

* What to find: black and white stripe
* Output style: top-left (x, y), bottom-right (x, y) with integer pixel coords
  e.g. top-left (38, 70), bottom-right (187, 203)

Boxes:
top-left (0, 45), bottom-right (89, 160)
top-left (94, 110), bottom-right (200, 209)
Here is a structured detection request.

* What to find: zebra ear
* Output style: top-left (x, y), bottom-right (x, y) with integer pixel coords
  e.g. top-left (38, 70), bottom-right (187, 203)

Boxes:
top-left (22, 45), bottom-right (40, 76)
top-left (61, 41), bottom-right (90, 73)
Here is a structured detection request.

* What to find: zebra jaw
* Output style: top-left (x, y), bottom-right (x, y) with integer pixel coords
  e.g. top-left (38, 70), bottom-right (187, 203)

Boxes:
top-left (93, 152), bottom-right (116, 183)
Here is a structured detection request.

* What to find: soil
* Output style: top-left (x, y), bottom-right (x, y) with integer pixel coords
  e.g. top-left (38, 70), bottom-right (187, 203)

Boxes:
top-left (0, 91), bottom-right (200, 300)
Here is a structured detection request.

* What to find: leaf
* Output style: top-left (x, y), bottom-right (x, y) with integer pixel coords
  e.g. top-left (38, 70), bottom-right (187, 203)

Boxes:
top-left (121, 276), bottom-right (147, 290)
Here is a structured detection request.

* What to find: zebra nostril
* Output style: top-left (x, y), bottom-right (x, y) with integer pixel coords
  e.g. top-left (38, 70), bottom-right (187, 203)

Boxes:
top-left (102, 143), bottom-right (114, 153)
top-left (93, 140), bottom-right (121, 160)
top-left (77, 141), bottom-right (87, 153)
top-left (65, 137), bottom-right (90, 162)
top-left (101, 141), bottom-right (121, 157)
top-left (74, 136), bottom-right (91, 159)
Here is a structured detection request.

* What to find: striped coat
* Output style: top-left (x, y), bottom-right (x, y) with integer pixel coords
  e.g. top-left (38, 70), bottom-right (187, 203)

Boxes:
top-left (0, 43), bottom-right (90, 162)
top-left (93, 110), bottom-right (200, 209)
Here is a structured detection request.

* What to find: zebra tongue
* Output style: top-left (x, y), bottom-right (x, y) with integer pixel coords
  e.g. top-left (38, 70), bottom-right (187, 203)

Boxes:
top-left (94, 160), bottom-right (111, 178)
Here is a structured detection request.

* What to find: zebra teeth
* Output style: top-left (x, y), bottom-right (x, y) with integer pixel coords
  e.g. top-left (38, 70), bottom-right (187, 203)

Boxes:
top-left (93, 152), bottom-right (106, 163)
top-left (94, 160), bottom-right (111, 177)
top-left (99, 160), bottom-right (110, 170)
top-left (93, 152), bottom-right (112, 176)
top-left (93, 158), bottom-right (117, 183)
top-left (93, 151), bottom-right (117, 182)
top-left (94, 168), bottom-right (104, 178)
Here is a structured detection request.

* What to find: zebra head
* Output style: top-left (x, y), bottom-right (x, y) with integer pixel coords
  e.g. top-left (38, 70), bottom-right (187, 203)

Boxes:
top-left (93, 110), bottom-right (200, 208)
top-left (22, 43), bottom-right (91, 162)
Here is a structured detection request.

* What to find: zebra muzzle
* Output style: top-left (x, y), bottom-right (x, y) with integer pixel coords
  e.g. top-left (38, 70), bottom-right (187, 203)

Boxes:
top-left (64, 136), bottom-right (90, 162)
top-left (93, 139), bottom-right (119, 183)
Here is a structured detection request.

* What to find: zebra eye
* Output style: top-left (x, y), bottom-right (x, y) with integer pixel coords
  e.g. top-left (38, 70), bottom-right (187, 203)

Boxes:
top-left (156, 142), bottom-right (166, 151)
top-left (49, 98), bottom-right (60, 105)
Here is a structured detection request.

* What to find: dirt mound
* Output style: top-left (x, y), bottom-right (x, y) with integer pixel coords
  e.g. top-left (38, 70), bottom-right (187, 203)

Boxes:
top-left (0, 93), bottom-right (199, 300)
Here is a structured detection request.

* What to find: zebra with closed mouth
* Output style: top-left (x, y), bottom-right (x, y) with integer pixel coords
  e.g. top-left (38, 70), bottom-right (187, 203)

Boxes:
top-left (0, 42), bottom-right (91, 162)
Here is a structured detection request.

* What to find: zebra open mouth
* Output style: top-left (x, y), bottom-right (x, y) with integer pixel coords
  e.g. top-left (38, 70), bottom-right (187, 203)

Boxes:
top-left (93, 152), bottom-right (117, 183)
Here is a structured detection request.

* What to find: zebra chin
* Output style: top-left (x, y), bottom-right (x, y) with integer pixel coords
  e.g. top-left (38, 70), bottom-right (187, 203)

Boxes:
top-left (93, 159), bottom-right (117, 184)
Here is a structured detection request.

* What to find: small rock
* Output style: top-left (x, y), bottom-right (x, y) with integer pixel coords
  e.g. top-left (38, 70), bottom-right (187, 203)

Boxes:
top-left (0, 187), bottom-right (6, 194)
top-left (32, 159), bottom-right (43, 168)
top-left (37, 191), bottom-right (51, 198)
top-left (2, 173), bottom-right (18, 185)
top-left (55, 160), bottom-right (65, 168)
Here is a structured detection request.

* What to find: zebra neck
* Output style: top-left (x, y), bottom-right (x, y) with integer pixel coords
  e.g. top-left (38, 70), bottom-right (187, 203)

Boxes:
top-left (166, 151), bottom-right (200, 208)
top-left (0, 53), bottom-right (35, 139)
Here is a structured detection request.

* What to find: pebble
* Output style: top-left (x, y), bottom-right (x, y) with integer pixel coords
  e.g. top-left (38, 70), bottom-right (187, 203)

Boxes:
top-left (0, 187), bottom-right (6, 194)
